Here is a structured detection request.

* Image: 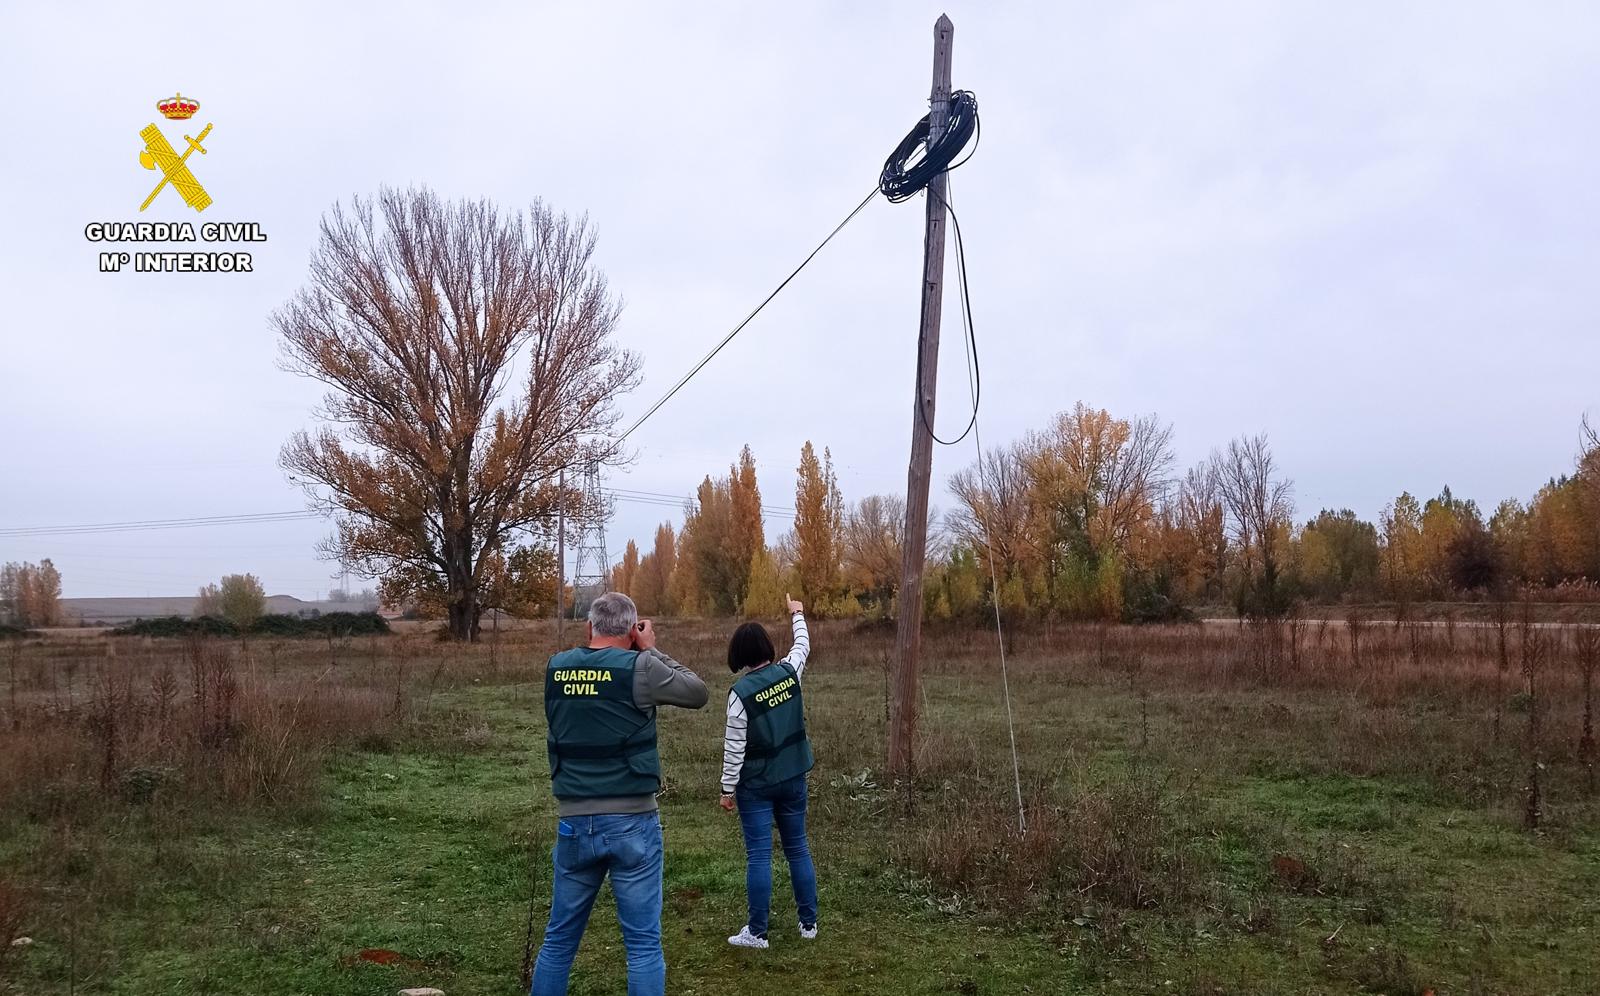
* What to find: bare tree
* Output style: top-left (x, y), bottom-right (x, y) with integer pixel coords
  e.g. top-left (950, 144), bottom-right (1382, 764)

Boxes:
top-left (1172, 461), bottom-right (1229, 597)
top-left (1582, 414), bottom-right (1599, 480)
top-left (842, 494), bottom-right (908, 607)
top-left (194, 583), bottom-right (221, 619)
top-left (1212, 434), bottom-right (1295, 617)
top-left (1580, 414), bottom-right (1600, 529)
top-left (276, 188), bottom-right (640, 640)
top-left (948, 440), bottom-right (1031, 582)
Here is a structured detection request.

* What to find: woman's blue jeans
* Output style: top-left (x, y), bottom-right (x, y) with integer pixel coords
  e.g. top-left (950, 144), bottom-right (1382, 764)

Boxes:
top-left (735, 774), bottom-right (818, 936)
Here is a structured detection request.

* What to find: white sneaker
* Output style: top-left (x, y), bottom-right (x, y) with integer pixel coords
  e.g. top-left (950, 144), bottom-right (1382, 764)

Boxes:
top-left (728, 925), bottom-right (769, 949)
top-left (799, 921), bottom-right (818, 940)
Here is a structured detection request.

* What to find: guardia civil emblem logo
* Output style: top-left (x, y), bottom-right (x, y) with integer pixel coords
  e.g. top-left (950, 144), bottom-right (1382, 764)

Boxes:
top-left (138, 93), bottom-right (213, 212)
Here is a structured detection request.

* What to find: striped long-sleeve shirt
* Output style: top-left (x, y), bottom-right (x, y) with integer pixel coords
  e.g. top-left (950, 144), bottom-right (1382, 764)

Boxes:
top-left (721, 612), bottom-right (810, 793)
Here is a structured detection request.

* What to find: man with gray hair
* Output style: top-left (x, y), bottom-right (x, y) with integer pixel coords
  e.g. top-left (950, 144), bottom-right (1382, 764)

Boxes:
top-left (532, 592), bottom-right (707, 996)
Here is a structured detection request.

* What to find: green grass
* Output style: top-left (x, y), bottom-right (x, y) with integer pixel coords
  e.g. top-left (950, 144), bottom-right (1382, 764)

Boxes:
top-left (4, 625), bottom-right (1599, 994)
top-left (5, 684), bottom-right (1087, 995)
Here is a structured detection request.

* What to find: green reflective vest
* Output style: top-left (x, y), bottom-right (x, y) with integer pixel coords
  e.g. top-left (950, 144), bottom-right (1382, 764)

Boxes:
top-left (733, 662), bottom-right (814, 791)
top-left (544, 647), bottom-right (660, 800)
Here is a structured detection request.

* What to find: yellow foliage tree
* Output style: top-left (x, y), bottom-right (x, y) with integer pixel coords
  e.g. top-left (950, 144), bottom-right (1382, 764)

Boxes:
top-left (742, 546), bottom-right (785, 618)
top-left (793, 441), bottom-right (843, 611)
top-left (1381, 492), bottom-right (1426, 602)
top-left (613, 540), bottom-right (640, 597)
top-left (216, 573), bottom-right (265, 627)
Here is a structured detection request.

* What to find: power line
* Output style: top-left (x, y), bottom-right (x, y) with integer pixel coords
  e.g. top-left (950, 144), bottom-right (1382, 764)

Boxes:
top-left (1, 488), bottom-right (798, 539)
top-left (0, 511), bottom-right (321, 538)
top-left (615, 186), bottom-right (880, 443)
top-left (608, 487), bottom-right (795, 518)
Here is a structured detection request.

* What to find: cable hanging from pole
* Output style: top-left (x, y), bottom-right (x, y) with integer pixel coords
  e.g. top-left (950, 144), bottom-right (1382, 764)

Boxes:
top-left (945, 176), bottom-right (1027, 835)
top-left (916, 190), bottom-right (980, 445)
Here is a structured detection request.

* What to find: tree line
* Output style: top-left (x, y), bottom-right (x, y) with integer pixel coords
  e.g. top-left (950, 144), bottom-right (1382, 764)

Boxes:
top-left (607, 405), bottom-right (1600, 623)
top-left (267, 187), bottom-right (1597, 639)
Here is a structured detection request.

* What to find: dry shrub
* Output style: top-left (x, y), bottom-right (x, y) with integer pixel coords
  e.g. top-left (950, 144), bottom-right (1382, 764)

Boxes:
top-left (0, 640), bottom-right (402, 817)
top-left (0, 724), bottom-right (95, 819)
top-left (201, 684), bottom-right (394, 807)
top-left (1069, 774), bottom-right (1204, 909)
top-left (912, 726), bottom-right (984, 784)
top-left (460, 721), bottom-right (494, 750)
top-left (901, 773), bottom-right (1204, 916)
top-left (1347, 943), bottom-right (1425, 996)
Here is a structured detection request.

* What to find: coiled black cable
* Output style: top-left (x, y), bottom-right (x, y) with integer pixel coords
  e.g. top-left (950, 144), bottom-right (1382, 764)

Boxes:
top-left (879, 90), bottom-right (980, 203)
top-left (881, 89), bottom-right (983, 445)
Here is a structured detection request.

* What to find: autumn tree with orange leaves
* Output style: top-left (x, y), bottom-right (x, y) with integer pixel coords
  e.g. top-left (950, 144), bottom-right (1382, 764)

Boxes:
top-left (680, 446), bottom-right (766, 616)
top-left (793, 441), bottom-right (843, 610)
top-left (631, 523), bottom-right (677, 615)
top-left (276, 188), bottom-right (639, 640)
top-left (612, 540), bottom-right (640, 597)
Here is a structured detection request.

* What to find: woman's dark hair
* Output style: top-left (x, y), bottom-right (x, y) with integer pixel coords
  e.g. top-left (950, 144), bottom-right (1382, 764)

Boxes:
top-left (727, 621), bottom-right (776, 673)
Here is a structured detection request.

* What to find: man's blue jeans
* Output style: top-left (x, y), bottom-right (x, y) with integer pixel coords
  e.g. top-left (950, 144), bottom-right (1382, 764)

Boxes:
top-left (531, 812), bottom-right (665, 996)
top-left (735, 774), bottom-right (819, 937)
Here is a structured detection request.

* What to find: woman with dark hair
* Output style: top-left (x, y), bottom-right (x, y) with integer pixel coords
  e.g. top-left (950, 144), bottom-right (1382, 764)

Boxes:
top-left (719, 594), bottom-right (816, 949)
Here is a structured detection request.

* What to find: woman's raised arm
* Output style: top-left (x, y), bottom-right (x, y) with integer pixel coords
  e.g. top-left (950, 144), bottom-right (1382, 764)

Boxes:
top-left (784, 594), bottom-right (810, 678)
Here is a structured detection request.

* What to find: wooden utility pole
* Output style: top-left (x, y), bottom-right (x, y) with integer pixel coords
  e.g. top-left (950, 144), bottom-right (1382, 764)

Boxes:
top-left (555, 466), bottom-right (566, 645)
top-left (889, 13), bottom-right (955, 780)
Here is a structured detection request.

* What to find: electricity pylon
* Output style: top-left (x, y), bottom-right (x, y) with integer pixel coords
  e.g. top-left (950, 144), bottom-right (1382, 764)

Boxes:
top-left (569, 461), bottom-right (612, 618)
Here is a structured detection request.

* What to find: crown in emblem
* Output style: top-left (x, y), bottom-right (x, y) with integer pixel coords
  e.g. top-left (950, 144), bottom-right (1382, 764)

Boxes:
top-left (157, 92), bottom-right (200, 120)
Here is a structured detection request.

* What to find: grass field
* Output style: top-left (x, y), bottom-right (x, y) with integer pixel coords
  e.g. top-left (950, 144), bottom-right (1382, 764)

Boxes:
top-left (2, 617), bottom-right (1597, 995)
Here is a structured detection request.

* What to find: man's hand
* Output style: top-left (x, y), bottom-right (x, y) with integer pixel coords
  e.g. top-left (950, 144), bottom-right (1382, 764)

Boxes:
top-left (632, 619), bottom-right (658, 651)
top-left (719, 793), bottom-right (736, 812)
top-left (786, 593), bottom-right (804, 616)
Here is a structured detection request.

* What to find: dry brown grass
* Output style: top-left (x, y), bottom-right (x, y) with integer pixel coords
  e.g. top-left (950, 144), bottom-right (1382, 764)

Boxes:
top-left (3, 611), bottom-right (1600, 941)
top-left (0, 633), bottom-right (445, 823)
top-left (837, 614), bottom-right (1599, 920)
top-left (901, 775), bottom-right (1204, 914)
top-left (4, 615), bottom-right (1595, 819)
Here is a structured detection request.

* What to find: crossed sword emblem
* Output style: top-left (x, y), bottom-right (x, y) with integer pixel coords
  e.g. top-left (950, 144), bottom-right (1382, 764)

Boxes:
top-left (138, 122), bottom-right (213, 212)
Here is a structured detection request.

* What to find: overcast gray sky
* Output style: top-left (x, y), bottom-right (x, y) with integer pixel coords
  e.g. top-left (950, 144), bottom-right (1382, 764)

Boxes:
top-left (2, 1), bottom-right (1597, 600)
